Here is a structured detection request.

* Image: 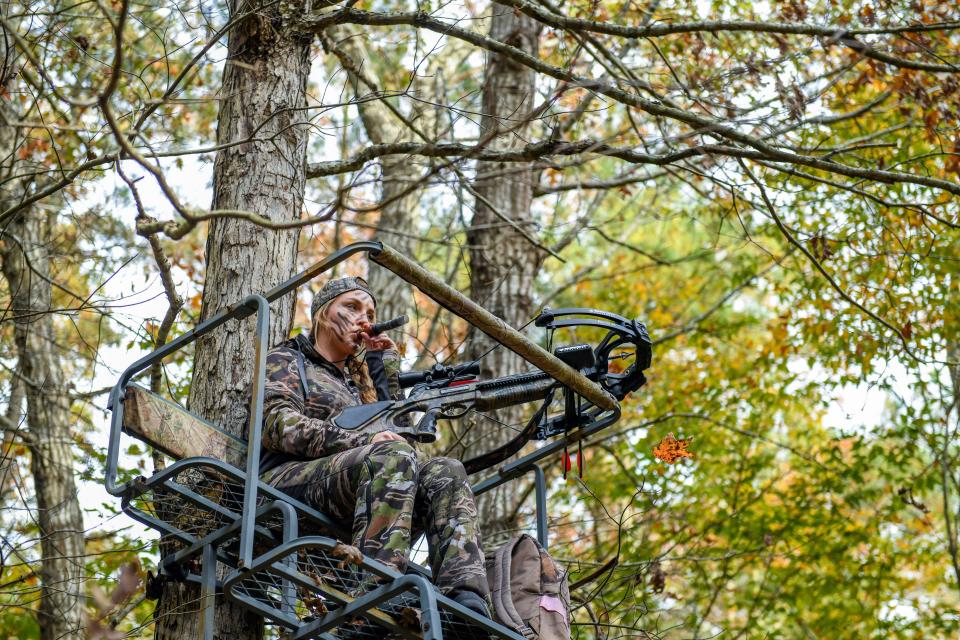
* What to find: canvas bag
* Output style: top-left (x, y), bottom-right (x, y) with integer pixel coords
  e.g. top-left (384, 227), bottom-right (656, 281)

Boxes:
top-left (486, 534), bottom-right (571, 640)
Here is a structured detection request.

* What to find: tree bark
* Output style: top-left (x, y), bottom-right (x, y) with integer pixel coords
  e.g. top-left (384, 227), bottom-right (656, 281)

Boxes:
top-left (464, 4), bottom-right (545, 543)
top-left (153, 2), bottom-right (311, 638)
top-left (0, 209), bottom-right (86, 640)
top-left (0, 20), bottom-right (85, 638)
top-left (944, 338), bottom-right (960, 593)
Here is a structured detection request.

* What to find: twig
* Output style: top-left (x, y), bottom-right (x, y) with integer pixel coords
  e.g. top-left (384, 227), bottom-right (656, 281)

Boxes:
top-left (738, 158), bottom-right (947, 365)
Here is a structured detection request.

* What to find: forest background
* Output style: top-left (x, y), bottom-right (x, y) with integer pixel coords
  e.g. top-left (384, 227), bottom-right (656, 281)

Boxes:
top-left (1, 0), bottom-right (959, 638)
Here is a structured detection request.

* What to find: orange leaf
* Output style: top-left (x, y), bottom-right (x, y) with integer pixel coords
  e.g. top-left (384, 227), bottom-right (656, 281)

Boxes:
top-left (652, 433), bottom-right (694, 464)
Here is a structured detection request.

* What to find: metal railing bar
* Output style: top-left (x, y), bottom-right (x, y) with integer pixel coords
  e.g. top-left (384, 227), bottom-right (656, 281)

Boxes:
top-left (370, 243), bottom-right (618, 412)
top-left (471, 407), bottom-right (619, 496)
top-left (240, 294), bottom-right (270, 568)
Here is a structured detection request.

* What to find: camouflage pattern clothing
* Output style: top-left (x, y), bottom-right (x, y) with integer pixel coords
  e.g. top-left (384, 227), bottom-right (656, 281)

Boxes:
top-left (259, 334), bottom-right (489, 598)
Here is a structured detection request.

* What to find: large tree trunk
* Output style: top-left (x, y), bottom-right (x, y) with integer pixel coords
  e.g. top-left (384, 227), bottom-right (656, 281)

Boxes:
top-left (0, 209), bottom-right (86, 640)
top-left (464, 4), bottom-right (545, 543)
top-left (153, 2), bottom-right (311, 638)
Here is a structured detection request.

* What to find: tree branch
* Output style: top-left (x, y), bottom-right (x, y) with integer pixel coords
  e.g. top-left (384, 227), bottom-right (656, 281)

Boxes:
top-left (738, 158), bottom-right (945, 364)
top-left (318, 9), bottom-right (960, 198)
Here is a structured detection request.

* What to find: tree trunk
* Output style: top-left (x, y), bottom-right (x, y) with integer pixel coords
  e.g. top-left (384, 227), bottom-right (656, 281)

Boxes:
top-left (336, 31), bottom-right (419, 324)
top-left (945, 337), bottom-right (960, 592)
top-left (153, 3), bottom-right (311, 638)
top-left (364, 164), bottom-right (417, 325)
top-left (0, 23), bottom-right (85, 638)
top-left (464, 4), bottom-right (545, 543)
top-left (0, 209), bottom-right (86, 640)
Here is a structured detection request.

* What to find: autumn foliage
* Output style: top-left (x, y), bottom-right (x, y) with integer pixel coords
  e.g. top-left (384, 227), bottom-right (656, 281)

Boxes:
top-left (2, 0), bottom-right (960, 639)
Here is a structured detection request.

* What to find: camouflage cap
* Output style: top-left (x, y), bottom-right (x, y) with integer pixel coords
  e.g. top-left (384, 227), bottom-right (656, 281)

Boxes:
top-left (311, 276), bottom-right (377, 319)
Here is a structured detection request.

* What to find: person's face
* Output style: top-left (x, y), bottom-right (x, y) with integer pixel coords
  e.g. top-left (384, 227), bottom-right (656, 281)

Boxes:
top-left (318, 290), bottom-right (376, 355)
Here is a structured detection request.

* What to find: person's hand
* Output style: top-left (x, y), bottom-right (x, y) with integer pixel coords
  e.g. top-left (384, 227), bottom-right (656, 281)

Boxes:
top-left (359, 321), bottom-right (397, 352)
top-left (371, 431), bottom-right (406, 444)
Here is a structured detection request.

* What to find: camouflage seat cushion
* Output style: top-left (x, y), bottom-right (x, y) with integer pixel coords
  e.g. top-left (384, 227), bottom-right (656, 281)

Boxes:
top-left (122, 384), bottom-right (247, 467)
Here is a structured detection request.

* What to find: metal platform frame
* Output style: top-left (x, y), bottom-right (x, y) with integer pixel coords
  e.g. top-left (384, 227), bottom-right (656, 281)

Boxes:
top-left (105, 241), bottom-right (622, 640)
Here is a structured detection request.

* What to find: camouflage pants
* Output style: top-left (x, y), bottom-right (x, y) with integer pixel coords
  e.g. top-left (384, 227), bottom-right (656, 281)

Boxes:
top-left (262, 440), bottom-right (488, 597)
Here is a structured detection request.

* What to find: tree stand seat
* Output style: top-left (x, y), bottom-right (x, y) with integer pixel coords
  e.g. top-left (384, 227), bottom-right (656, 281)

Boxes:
top-left (115, 384), bottom-right (524, 640)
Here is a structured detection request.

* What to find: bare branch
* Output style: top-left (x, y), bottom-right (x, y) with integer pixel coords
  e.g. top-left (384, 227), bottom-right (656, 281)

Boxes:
top-left (321, 9), bottom-right (960, 198)
top-left (738, 158), bottom-right (943, 364)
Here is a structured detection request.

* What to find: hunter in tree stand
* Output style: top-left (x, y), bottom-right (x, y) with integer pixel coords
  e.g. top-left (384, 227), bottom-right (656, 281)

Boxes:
top-left (257, 277), bottom-right (492, 617)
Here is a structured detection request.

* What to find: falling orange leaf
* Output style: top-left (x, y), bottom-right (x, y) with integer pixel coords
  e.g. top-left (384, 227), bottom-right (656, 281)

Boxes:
top-left (653, 433), bottom-right (694, 464)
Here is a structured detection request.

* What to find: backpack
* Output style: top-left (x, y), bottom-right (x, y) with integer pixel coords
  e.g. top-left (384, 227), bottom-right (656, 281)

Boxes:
top-left (486, 535), bottom-right (571, 640)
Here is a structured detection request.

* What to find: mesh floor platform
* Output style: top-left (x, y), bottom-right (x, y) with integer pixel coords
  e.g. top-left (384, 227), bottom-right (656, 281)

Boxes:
top-left (121, 458), bottom-right (521, 640)
top-left (226, 538), bottom-right (501, 640)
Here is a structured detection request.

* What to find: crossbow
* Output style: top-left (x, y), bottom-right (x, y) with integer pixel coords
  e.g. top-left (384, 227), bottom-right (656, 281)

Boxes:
top-left (335, 307), bottom-right (652, 474)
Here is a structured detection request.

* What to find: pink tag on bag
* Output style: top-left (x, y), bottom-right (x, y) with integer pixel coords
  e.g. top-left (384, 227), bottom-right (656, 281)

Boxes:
top-left (539, 594), bottom-right (568, 620)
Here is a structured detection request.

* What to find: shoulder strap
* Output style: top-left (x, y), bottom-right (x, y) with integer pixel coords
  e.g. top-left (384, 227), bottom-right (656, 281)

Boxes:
top-left (295, 349), bottom-right (309, 401)
top-left (493, 537), bottom-right (536, 639)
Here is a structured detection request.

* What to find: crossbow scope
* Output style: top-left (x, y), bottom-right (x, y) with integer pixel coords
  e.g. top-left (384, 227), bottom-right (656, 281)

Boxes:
top-left (334, 307), bottom-right (651, 466)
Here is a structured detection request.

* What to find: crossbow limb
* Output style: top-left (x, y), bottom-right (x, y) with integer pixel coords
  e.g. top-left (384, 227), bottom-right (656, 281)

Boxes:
top-left (462, 307), bottom-right (651, 473)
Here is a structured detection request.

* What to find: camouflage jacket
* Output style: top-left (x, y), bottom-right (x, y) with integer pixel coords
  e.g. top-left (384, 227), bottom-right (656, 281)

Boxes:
top-left (260, 334), bottom-right (408, 473)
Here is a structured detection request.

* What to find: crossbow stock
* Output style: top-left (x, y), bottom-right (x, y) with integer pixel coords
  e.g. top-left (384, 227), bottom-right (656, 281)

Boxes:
top-left (334, 307), bottom-right (652, 474)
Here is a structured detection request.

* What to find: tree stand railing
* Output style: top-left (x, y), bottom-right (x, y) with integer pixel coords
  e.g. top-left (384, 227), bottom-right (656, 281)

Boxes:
top-left (105, 241), bottom-right (645, 640)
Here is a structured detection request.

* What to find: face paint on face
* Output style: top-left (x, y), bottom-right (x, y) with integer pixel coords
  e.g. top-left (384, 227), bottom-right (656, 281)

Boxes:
top-left (317, 291), bottom-right (376, 356)
top-left (330, 308), bottom-right (359, 349)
